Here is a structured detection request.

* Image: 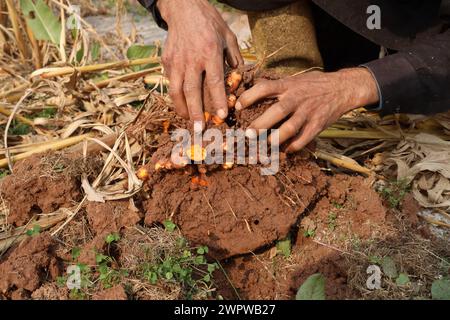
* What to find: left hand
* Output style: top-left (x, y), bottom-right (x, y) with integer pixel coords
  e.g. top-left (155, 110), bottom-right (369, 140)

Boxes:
top-left (235, 68), bottom-right (380, 153)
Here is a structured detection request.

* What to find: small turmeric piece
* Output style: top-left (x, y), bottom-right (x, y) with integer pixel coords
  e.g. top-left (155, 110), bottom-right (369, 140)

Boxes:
top-left (204, 111), bottom-right (211, 122)
top-left (191, 176), bottom-right (208, 187)
top-left (227, 94), bottom-right (237, 109)
top-left (226, 71), bottom-right (242, 93)
top-left (212, 115), bottom-right (224, 125)
top-left (136, 167), bottom-right (150, 181)
top-left (222, 162), bottom-right (234, 170)
top-left (162, 120), bottom-right (170, 133)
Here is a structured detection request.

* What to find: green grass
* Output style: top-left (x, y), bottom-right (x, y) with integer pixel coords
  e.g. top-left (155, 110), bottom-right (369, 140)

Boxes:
top-left (140, 242), bottom-right (218, 299)
top-left (328, 212), bottom-right (338, 231)
top-left (8, 120), bottom-right (31, 135)
top-left (33, 107), bottom-right (57, 119)
top-left (380, 179), bottom-right (411, 209)
top-left (303, 229), bottom-right (316, 238)
top-left (0, 169), bottom-right (10, 179)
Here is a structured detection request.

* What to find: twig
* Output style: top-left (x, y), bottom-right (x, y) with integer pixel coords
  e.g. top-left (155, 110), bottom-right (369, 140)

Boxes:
top-left (0, 105), bottom-right (35, 127)
top-left (235, 181), bottom-right (256, 202)
top-left (214, 259), bottom-right (241, 300)
top-left (419, 215), bottom-right (450, 229)
top-left (225, 199), bottom-right (238, 220)
top-left (202, 191), bottom-right (217, 227)
top-left (313, 149), bottom-right (372, 176)
top-left (312, 239), bottom-right (353, 256)
top-left (83, 66), bottom-right (162, 92)
top-left (5, 0), bottom-right (28, 62)
top-left (31, 57), bottom-right (160, 78)
top-left (3, 89), bottom-right (33, 172)
top-left (0, 134), bottom-right (93, 168)
top-left (0, 83), bottom-right (30, 99)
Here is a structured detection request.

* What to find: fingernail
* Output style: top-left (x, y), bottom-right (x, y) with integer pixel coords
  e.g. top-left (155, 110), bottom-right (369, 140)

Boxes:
top-left (217, 109), bottom-right (227, 119)
top-left (193, 121), bottom-right (204, 132)
top-left (235, 102), bottom-right (242, 111)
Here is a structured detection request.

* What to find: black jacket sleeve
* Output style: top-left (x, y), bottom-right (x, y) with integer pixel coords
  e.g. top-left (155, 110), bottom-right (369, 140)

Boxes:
top-left (364, 28), bottom-right (450, 115)
top-left (137, 0), bottom-right (168, 29)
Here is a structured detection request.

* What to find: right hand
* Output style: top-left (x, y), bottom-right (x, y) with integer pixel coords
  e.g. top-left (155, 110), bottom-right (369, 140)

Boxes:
top-left (157, 0), bottom-right (243, 126)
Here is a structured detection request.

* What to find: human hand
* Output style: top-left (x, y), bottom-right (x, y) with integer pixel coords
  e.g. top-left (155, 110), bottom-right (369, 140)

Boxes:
top-left (158, 0), bottom-right (243, 126)
top-left (235, 68), bottom-right (379, 152)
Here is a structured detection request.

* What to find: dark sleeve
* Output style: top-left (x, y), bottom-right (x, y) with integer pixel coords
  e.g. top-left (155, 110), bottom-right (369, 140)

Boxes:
top-left (137, 0), bottom-right (168, 30)
top-left (364, 28), bottom-right (450, 115)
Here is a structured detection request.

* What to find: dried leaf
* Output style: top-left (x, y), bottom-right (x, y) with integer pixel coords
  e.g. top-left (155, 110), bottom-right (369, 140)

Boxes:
top-left (81, 176), bottom-right (105, 203)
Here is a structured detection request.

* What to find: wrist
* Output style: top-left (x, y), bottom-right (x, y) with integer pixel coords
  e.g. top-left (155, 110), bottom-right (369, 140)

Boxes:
top-left (156, 0), bottom-right (175, 23)
top-left (335, 68), bottom-right (380, 113)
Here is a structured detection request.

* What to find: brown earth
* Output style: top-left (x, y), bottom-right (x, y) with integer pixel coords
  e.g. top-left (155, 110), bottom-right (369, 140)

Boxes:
top-left (92, 285), bottom-right (128, 300)
top-left (144, 156), bottom-right (327, 259)
top-left (0, 152), bottom-right (102, 227)
top-left (1, 67), bottom-right (447, 300)
top-left (0, 153), bottom-right (81, 227)
top-left (215, 174), bottom-right (388, 299)
top-left (0, 233), bottom-right (61, 297)
top-left (78, 199), bottom-right (142, 265)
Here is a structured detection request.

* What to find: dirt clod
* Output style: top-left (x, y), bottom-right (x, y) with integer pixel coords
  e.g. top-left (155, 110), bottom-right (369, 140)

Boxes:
top-left (93, 285), bottom-right (127, 300)
top-left (0, 233), bottom-right (60, 297)
top-left (0, 153), bottom-right (85, 227)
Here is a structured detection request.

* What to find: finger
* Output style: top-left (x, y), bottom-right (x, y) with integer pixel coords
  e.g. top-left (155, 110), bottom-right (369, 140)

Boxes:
top-left (225, 33), bottom-right (244, 68)
top-left (271, 112), bottom-right (307, 146)
top-left (235, 80), bottom-right (282, 111)
top-left (205, 58), bottom-right (228, 119)
top-left (284, 123), bottom-right (320, 153)
top-left (168, 72), bottom-right (189, 119)
top-left (183, 69), bottom-right (205, 124)
top-left (249, 100), bottom-right (293, 131)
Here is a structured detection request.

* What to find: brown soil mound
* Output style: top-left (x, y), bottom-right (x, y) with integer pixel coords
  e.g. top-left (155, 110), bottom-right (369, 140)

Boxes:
top-left (144, 157), bottom-right (328, 259)
top-left (0, 233), bottom-right (60, 298)
top-left (0, 152), bottom-right (101, 227)
top-left (140, 67), bottom-right (361, 259)
top-left (0, 154), bottom-right (80, 227)
top-left (78, 199), bottom-right (142, 265)
top-left (215, 174), bottom-right (387, 299)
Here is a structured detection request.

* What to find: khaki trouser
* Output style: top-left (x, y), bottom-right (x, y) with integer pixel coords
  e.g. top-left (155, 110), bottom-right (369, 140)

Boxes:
top-left (247, 0), bottom-right (323, 75)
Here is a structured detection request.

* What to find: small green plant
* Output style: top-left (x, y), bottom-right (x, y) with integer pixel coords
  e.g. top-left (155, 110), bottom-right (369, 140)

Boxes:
top-left (431, 277), bottom-right (450, 300)
top-left (95, 252), bottom-right (127, 289)
top-left (52, 162), bottom-right (65, 173)
top-left (33, 107), bottom-right (57, 119)
top-left (276, 238), bottom-right (291, 257)
top-left (328, 212), bottom-right (338, 231)
top-left (303, 229), bottom-right (316, 238)
top-left (105, 232), bottom-right (120, 244)
top-left (331, 201), bottom-right (344, 209)
top-left (71, 247), bottom-right (81, 261)
top-left (26, 225), bottom-right (41, 236)
top-left (368, 255), bottom-right (382, 265)
top-left (296, 273), bottom-right (326, 300)
top-left (69, 288), bottom-right (87, 300)
top-left (60, 241), bottom-right (126, 298)
top-left (0, 169), bottom-right (10, 179)
top-left (380, 179), bottom-right (411, 208)
top-left (163, 220), bottom-right (177, 232)
top-left (141, 240), bottom-right (218, 299)
top-left (56, 262), bottom-right (93, 295)
top-left (8, 120), bottom-right (31, 135)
